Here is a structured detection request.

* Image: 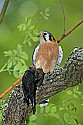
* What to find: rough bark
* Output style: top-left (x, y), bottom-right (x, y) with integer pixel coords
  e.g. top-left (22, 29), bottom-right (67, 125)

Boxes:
top-left (3, 47), bottom-right (83, 125)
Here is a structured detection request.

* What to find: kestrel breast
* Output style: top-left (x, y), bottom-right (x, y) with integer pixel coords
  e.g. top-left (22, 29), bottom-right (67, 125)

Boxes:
top-left (36, 41), bottom-right (59, 73)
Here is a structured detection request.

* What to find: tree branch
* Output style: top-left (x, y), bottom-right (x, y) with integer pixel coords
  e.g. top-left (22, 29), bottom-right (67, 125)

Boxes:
top-left (0, 76), bottom-right (23, 99)
top-left (57, 19), bottom-right (83, 43)
top-left (3, 47), bottom-right (83, 125)
top-left (0, 0), bottom-right (9, 23)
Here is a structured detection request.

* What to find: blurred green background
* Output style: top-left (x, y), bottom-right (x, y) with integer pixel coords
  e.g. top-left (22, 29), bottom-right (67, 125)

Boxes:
top-left (0, 0), bottom-right (83, 125)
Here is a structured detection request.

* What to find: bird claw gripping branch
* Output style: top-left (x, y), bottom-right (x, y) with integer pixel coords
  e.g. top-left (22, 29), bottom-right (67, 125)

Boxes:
top-left (22, 67), bottom-right (44, 114)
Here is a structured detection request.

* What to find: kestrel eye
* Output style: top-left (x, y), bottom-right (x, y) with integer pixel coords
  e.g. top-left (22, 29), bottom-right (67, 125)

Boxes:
top-left (44, 33), bottom-right (47, 35)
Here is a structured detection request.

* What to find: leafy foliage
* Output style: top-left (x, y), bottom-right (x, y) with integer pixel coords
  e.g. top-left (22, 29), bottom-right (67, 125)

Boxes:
top-left (0, 7), bottom-right (50, 78)
top-left (29, 85), bottom-right (82, 125)
top-left (3, 44), bottom-right (28, 78)
top-left (40, 7), bottom-right (50, 20)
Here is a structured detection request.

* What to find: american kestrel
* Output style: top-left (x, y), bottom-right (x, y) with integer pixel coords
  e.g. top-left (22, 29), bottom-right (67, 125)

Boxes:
top-left (33, 31), bottom-right (63, 73)
top-left (32, 31), bottom-right (63, 106)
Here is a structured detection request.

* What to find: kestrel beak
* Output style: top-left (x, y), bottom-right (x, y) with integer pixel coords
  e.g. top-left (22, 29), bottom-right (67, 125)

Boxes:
top-left (37, 33), bottom-right (44, 38)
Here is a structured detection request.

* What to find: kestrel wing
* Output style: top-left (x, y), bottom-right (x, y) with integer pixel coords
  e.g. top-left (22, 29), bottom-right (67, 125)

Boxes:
top-left (32, 44), bottom-right (39, 67)
top-left (55, 46), bottom-right (63, 69)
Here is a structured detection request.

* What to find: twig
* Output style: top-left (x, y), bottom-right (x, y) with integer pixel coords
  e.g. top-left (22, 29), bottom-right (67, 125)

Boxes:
top-left (0, 19), bottom-right (83, 99)
top-left (60, 0), bottom-right (66, 34)
top-left (57, 19), bottom-right (83, 43)
top-left (0, 0), bottom-right (9, 23)
top-left (0, 76), bottom-right (23, 99)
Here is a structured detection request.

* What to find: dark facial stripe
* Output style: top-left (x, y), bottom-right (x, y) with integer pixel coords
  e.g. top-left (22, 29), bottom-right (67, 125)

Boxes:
top-left (53, 36), bottom-right (56, 41)
top-left (49, 34), bottom-right (52, 41)
top-left (43, 35), bottom-right (47, 41)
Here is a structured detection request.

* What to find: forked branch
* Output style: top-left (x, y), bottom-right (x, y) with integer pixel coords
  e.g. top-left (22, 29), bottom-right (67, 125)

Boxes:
top-left (4, 47), bottom-right (83, 125)
top-left (57, 19), bottom-right (83, 43)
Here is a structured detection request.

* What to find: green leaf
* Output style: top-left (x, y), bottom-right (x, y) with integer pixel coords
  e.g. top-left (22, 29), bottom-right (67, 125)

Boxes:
top-left (14, 57), bottom-right (20, 62)
top-left (30, 115), bottom-right (37, 121)
top-left (29, 26), bottom-right (35, 30)
top-left (59, 107), bottom-right (64, 111)
top-left (48, 113), bottom-right (59, 119)
top-left (48, 103), bottom-right (55, 107)
top-left (19, 65), bottom-right (27, 74)
top-left (45, 7), bottom-right (49, 14)
top-left (63, 113), bottom-right (69, 123)
top-left (40, 107), bottom-right (44, 113)
top-left (75, 91), bottom-right (82, 95)
top-left (45, 13), bottom-right (50, 16)
top-left (33, 29), bottom-right (38, 35)
top-left (17, 23), bottom-right (26, 31)
top-left (20, 24), bottom-right (26, 31)
top-left (67, 103), bottom-right (76, 112)
top-left (13, 71), bottom-right (19, 78)
top-left (51, 106), bottom-right (56, 113)
top-left (27, 19), bottom-right (32, 27)
top-left (59, 116), bottom-right (65, 125)
top-left (12, 59), bottom-right (16, 66)
top-left (27, 31), bottom-right (32, 36)
top-left (17, 44), bottom-right (22, 52)
top-left (68, 116), bottom-right (77, 125)
top-left (19, 58), bottom-right (26, 65)
top-left (7, 61), bottom-right (12, 69)
top-left (45, 105), bottom-right (50, 113)
top-left (73, 86), bottom-right (79, 92)
top-left (28, 41), bottom-right (32, 47)
top-left (13, 50), bottom-right (17, 55)
top-left (43, 16), bottom-right (48, 20)
top-left (13, 62), bottom-right (22, 77)
top-left (32, 37), bottom-right (38, 42)
top-left (20, 51), bottom-right (28, 60)
top-left (73, 118), bottom-right (79, 124)
top-left (40, 12), bottom-right (43, 16)
top-left (4, 50), bottom-right (13, 57)
top-left (73, 94), bottom-right (79, 99)
top-left (14, 62), bottom-right (22, 70)
top-left (67, 90), bottom-right (73, 95)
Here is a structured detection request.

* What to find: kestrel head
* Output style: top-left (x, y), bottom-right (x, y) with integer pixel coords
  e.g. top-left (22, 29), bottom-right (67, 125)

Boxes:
top-left (37, 31), bottom-right (56, 43)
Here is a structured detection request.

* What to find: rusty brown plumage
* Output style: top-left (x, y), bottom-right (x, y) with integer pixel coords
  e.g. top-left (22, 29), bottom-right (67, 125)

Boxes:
top-left (36, 41), bottom-right (59, 73)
